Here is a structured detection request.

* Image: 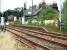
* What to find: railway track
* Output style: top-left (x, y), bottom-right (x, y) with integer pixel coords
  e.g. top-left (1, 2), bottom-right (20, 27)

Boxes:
top-left (10, 25), bottom-right (67, 37)
top-left (11, 32), bottom-right (45, 50)
top-left (6, 25), bottom-right (67, 50)
top-left (6, 27), bottom-right (51, 50)
top-left (10, 25), bottom-right (67, 40)
top-left (7, 25), bottom-right (67, 45)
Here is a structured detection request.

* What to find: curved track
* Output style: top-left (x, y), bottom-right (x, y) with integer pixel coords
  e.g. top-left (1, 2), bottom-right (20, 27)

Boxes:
top-left (6, 25), bottom-right (67, 50)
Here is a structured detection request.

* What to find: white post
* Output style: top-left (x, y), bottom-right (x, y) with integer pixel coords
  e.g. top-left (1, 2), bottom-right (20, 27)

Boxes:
top-left (1, 17), bottom-right (4, 26)
top-left (59, 0), bottom-right (62, 32)
top-left (14, 16), bottom-right (17, 21)
top-left (22, 16), bottom-right (25, 24)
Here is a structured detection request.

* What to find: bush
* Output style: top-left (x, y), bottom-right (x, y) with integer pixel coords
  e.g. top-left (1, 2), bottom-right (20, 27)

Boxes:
top-left (45, 23), bottom-right (59, 32)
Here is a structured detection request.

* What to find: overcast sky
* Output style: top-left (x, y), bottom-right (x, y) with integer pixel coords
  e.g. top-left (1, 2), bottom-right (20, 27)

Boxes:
top-left (0, 0), bottom-right (64, 12)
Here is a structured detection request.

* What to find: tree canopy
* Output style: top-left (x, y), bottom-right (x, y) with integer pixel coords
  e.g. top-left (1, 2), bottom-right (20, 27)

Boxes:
top-left (0, 12), bottom-right (2, 17)
top-left (40, 5), bottom-right (58, 20)
top-left (3, 7), bottom-right (23, 17)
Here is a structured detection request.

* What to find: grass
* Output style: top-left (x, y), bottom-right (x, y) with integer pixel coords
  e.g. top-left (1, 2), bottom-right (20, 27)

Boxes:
top-left (12, 21), bottom-right (67, 34)
top-left (45, 24), bottom-right (60, 32)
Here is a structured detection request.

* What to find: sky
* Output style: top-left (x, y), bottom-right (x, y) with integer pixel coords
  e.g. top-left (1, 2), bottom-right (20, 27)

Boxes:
top-left (0, 0), bottom-right (64, 12)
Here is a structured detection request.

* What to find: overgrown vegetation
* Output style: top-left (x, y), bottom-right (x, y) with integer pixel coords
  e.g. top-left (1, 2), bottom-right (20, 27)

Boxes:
top-left (45, 24), bottom-right (60, 32)
top-left (27, 2), bottom-right (59, 32)
top-left (12, 20), bottom-right (22, 25)
top-left (62, 0), bottom-right (67, 32)
top-left (0, 12), bottom-right (2, 16)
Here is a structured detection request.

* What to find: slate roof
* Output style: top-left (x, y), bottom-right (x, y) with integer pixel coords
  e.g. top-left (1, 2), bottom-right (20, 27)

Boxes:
top-left (23, 7), bottom-right (42, 16)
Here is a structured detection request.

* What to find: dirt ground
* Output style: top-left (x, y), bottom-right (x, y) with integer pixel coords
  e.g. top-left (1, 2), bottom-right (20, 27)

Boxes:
top-left (0, 31), bottom-right (36, 50)
top-left (0, 31), bottom-right (21, 50)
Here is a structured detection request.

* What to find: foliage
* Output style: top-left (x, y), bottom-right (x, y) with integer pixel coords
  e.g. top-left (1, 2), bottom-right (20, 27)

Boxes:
top-left (3, 7), bottom-right (23, 21)
top-left (3, 10), bottom-right (14, 17)
top-left (40, 5), bottom-right (58, 20)
top-left (62, 0), bottom-right (67, 31)
top-left (3, 10), bottom-right (20, 17)
top-left (14, 20), bottom-right (22, 25)
top-left (36, 5), bottom-right (58, 26)
top-left (3, 7), bottom-right (23, 18)
top-left (39, 2), bottom-right (46, 8)
top-left (0, 12), bottom-right (2, 17)
top-left (28, 4), bottom-right (58, 26)
top-left (45, 23), bottom-right (60, 32)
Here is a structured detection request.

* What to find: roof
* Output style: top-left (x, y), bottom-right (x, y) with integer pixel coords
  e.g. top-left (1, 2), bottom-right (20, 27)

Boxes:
top-left (23, 7), bottom-right (42, 16)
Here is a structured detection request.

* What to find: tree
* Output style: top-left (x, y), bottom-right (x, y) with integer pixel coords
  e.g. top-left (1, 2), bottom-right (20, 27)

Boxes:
top-left (14, 7), bottom-right (23, 17)
top-left (37, 5), bottom-right (58, 26)
top-left (39, 1), bottom-right (46, 8)
top-left (51, 3), bottom-right (58, 11)
top-left (39, 3), bottom-right (42, 8)
top-left (62, 0), bottom-right (67, 31)
top-left (20, 8), bottom-right (23, 17)
top-left (40, 5), bottom-right (58, 19)
top-left (3, 10), bottom-right (11, 22)
top-left (0, 12), bottom-right (2, 17)
top-left (3, 10), bottom-right (14, 17)
top-left (0, 12), bottom-right (2, 22)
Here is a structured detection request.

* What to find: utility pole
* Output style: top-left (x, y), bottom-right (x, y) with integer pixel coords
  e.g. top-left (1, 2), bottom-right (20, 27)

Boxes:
top-left (24, 0), bottom-right (26, 10)
top-left (42, 0), bottom-right (45, 2)
top-left (0, 0), bottom-right (1, 12)
top-left (59, 0), bottom-right (62, 32)
top-left (32, 0), bottom-right (33, 17)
